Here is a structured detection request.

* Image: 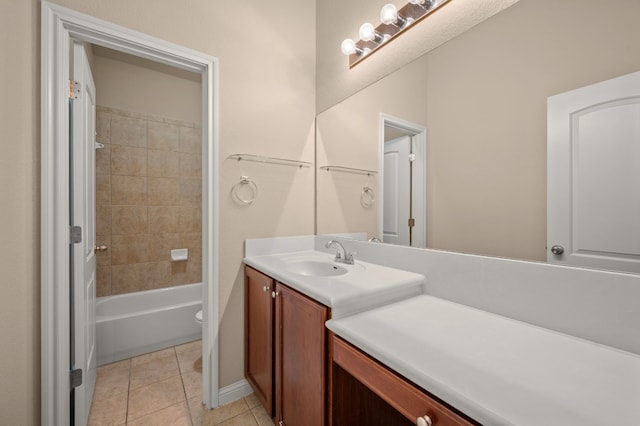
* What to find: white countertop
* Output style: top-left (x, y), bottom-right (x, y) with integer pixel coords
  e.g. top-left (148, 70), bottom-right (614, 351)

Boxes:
top-left (326, 294), bottom-right (640, 426)
top-left (244, 250), bottom-right (425, 318)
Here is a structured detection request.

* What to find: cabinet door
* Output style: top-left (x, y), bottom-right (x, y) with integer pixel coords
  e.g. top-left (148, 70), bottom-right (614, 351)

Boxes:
top-left (245, 266), bottom-right (275, 415)
top-left (275, 283), bottom-right (328, 426)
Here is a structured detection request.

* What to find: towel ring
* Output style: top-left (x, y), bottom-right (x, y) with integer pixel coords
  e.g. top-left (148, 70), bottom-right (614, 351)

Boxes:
top-left (361, 186), bottom-right (375, 208)
top-left (232, 176), bottom-right (258, 205)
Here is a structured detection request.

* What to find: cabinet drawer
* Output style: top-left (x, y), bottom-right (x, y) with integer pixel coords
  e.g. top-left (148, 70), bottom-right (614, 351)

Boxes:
top-left (331, 335), bottom-right (476, 426)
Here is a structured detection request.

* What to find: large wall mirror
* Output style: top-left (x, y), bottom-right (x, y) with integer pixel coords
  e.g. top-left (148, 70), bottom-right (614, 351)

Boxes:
top-left (316, 0), bottom-right (640, 267)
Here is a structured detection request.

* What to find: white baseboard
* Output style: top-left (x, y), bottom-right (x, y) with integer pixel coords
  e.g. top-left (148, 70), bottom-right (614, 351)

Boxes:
top-left (218, 379), bottom-right (253, 406)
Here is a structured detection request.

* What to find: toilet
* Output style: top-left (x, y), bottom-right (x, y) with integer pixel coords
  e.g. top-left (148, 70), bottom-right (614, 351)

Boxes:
top-left (195, 310), bottom-right (203, 328)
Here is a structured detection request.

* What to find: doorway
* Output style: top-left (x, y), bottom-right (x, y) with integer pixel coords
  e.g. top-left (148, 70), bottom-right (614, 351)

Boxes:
top-left (41, 3), bottom-right (219, 425)
top-left (378, 114), bottom-right (427, 248)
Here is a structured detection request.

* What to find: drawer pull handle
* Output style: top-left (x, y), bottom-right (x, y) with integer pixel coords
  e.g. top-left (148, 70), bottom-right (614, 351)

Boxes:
top-left (417, 415), bottom-right (433, 426)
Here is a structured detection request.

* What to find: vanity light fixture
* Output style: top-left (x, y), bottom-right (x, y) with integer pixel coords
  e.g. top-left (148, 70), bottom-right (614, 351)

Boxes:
top-left (341, 0), bottom-right (452, 68)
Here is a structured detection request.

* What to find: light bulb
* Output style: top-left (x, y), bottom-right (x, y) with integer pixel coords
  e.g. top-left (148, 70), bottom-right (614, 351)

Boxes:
top-left (380, 4), bottom-right (398, 25)
top-left (359, 23), bottom-right (386, 44)
top-left (341, 38), bottom-right (357, 56)
top-left (359, 23), bottom-right (376, 41)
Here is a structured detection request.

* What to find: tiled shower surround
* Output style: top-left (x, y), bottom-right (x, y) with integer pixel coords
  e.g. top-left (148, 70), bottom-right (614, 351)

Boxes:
top-left (96, 106), bottom-right (202, 297)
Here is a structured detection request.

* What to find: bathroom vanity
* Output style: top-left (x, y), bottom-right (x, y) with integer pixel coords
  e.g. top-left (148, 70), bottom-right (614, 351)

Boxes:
top-left (244, 236), bottom-right (640, 426)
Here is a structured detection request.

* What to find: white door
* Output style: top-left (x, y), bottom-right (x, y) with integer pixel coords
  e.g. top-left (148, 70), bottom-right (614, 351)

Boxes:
top-left (383, 136), bottom-right (411, 245)
top-left (71, 41), bottom-right (97, 425)
top-left (547, 71), bottom-right (640, 273)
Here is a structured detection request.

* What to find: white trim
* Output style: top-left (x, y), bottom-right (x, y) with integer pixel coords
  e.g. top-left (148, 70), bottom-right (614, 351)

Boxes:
top-left (218, 379), bottom-right (254, 406)
top-left (378, 113), bottom-right (427, 248)
top-left (41, 2), bottom-right (220, 424)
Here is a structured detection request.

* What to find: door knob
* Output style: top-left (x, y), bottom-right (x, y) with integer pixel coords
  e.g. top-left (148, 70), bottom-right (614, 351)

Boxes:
top-left (550, 245), bottom-right (564, 255)
top-left (416, 415), bottom-right (433, 426)
top-left (94, 244), bottom-right (108, 253)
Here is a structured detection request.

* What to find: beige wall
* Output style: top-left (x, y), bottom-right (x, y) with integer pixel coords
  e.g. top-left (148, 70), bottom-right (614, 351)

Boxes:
top-left (0, 0), bottom-right (40, 424)
top-left (92, 48), bottom-right (202, 125)
top-left (316, 0), bottom-right (640, 262)
top-left (0, 0), bottom-right (315, 424)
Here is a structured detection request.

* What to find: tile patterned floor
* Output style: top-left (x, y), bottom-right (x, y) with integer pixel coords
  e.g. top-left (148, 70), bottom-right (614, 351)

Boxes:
top-left (88, 340), bottom-right (273, 425)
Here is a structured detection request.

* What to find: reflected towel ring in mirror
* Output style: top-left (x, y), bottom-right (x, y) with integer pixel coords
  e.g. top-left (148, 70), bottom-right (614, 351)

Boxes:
top-left (361, 186), bottom-right (375, 208)
top-left (232, 176), bottom-right (258, 205)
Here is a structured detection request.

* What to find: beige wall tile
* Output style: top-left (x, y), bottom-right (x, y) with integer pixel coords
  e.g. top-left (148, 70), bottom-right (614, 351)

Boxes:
top-left (111, 263), bottom-right (150, 294)
top-left (96, 143), bottom-right (111, 174)
top-left (111, 234), bottom-right (149, 265)
top-left (111, 145), bottom-right (147, 176)
top-left (96, 111), bottom-right (111, 144)
top-left (179, 207), bottom-right (202, 233)
top-left (180, 233), bottom-right (202, 256)
top-left (148, 121), bottom-right (179, 152)
top-left (148, 149), bottom-right (180, 178)
top-left (179, 178), bottom-right (201, 206)
top-left (147, 233), bottom-right (182, 262)
top-left (110, 115), bottom-right (147, 148)
top-left (170, 261), bottom-right (189, 286)
top-left (96, 263), bottom-right (112, 297)
top-left (148, 261), bottom-right (171, 289)
top-left (96, 204), bottom-right (112, 235)
top-left (148, 177), bottom-right (180, 206)
top-left (187, 257), bottom-right (202, 284)
top-left (112, 205), bottom-right (148, 235)
top-left (96, 173), bottom-right (111, 205)
top-left (179, 126), bottom-right (201, 154)
top-left (179, 153), bottom-right (201, 178)
top-left (111, 175), bottom-right (147, 206)
top-left (148, 206), bottom-right (181, 233)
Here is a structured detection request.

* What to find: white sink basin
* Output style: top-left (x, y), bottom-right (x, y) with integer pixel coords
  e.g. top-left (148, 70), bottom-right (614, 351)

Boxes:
top-left (286, 260), bottom-right (348, 277)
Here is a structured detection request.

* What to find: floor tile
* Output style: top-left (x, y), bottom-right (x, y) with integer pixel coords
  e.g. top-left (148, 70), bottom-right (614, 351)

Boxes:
top-left (94, 360), bottom-right (131, 400)
top-left (130, 353), bottom-right (180, 389)
top-left (187, 396), bottom-right (204, 426)
top-left (175, 339), bottom-right (202, 357)
top-left (88, 389), bottom-right (128, 426)
top-left (126, 401), bottom-right (191, 426)
top-left (131, 347), bottom-right (176, 367)
top-left (177, 346), bottom-right (202, 374)
top-left (127, 375), bottom-right (186, 422)
top-left (197, 398), bottom-right (250, 425)
top-left (251, 404), bottom-right (274, 426)
top-left (217, 411), bottom-right (259, 426)
top-left (244, 393), bottom-right (261, 409)
top-left (181, 370), bottom-right (203, 399)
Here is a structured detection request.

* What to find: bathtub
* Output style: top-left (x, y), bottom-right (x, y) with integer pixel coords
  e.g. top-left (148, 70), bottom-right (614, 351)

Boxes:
top-left (96, 283), bottom-right (202, 366)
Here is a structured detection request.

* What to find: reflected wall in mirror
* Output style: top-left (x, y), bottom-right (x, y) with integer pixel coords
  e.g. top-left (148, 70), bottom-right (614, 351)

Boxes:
top-left (316, 0), bottom-right (640, 265)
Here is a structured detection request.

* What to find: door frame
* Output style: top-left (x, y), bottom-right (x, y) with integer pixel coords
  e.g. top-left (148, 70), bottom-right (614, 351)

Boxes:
top-left (378, 113), bottom-right (427, 248)
top-left (41, 2), bottom-right (220, 424)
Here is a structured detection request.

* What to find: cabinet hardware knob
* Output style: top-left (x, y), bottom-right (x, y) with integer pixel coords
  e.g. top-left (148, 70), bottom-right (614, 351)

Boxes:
top-left (417, 415), bottom-right (433, 426)
top-left (263, 286), bottom-right (269, 292)
top-left (271, 291), bottom-right (279, 299)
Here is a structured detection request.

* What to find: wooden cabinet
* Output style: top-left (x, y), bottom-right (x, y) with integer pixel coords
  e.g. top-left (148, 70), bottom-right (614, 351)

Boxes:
top-left (330, 334), bottom-right (478, 426)
top-left (245, 266), bottom-right (275, 415)
top-left (245, 266), bottom-right (329, 426)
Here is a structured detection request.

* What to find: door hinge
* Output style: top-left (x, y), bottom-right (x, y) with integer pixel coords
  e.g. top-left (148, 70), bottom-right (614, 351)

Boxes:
top-left (69, 80), bottom-right (80, 100)
top-left (408, 218), bottom-right (415, 228)
top-left (70, 368), bottom-right (83, 388)
top-left (70, 225), bottom-right (82, 244)
top-left (408, 153), bottom-right (416, 162)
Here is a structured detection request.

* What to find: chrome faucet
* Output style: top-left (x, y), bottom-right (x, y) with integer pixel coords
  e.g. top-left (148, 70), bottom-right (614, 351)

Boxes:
top-left (325, 240), bottom-right (355, 265)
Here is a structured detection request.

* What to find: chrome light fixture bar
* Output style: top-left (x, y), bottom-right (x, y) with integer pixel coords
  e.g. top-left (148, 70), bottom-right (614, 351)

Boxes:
top-left (341, 0), bottom-right (452, 68)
